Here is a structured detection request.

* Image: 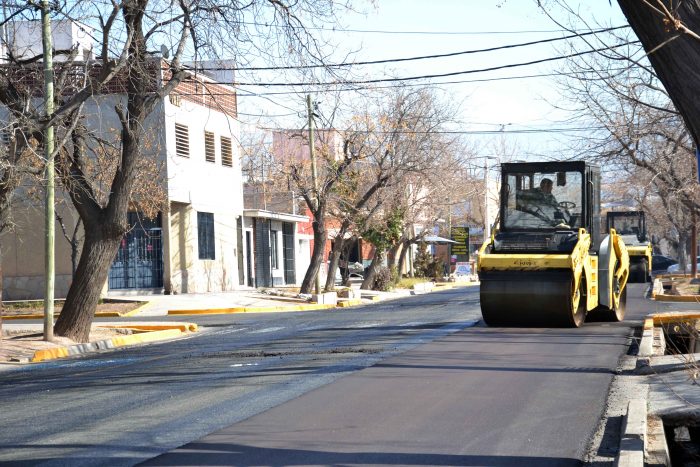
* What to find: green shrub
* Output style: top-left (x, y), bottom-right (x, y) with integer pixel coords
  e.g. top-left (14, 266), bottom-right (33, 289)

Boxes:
top-left (414, 243), bottom-right (432, 278)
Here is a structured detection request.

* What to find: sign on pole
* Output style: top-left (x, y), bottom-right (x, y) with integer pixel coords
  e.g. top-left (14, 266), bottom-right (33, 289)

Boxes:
top-left (450, 227), bottom-right (470, 262)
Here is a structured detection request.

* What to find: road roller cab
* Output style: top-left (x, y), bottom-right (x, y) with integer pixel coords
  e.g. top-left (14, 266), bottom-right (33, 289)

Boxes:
top-left (605, 211), bottom-right (652, 283)
top-left (477, 161), bottom-right (629, 327)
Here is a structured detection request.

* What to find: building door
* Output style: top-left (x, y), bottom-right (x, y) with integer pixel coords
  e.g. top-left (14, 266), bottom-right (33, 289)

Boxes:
top-left (282, 222), bottom-right (296, 285)
top-left (237, 217), bottom-right (245, 286)
top-left (254, 218), bottom-right (272, 287)
top-left (246, 230), bottom-right (254, 287)
top-left (109, 213), bottom-right (163, 289)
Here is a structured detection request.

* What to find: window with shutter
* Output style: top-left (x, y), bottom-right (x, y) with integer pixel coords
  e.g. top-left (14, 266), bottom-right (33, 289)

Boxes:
top-left (175, 123), bottom-right (189, 158)
top-left (204, 131), bottom-right (215, 163)
top-left (221, 136), bottom-right (233, 167)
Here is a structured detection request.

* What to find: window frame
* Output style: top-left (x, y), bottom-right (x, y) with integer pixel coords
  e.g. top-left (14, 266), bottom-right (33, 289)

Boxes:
top-left (197, 211), bottom-right (216, 260)
top-left (221, 136), bottom-right (233, 167)
top-left (204, 131), bottom-right (216, 163)
top-left (174, 123), bottom-right (190, 158)
top-left (270, 229), bottom-right (278, 269)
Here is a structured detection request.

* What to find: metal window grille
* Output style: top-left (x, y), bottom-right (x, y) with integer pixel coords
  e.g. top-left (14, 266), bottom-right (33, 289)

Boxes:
top-left (237, 217), bottom-right (245, 285)
top-left (204, 131), bottom-right (216, 163)
top-left (169, 94), bottom-right (182, 106)
top-left (221, 136), bottom-right (233, 167)
top-left (254, 218), bottom-right (271, 287)
top-left (108, 212), bottom-right (163, 290)
top-left (175, 123), bottom-right (189, 157)
top-left (270, 230), bottom-right (278, 269)
top-left (198, 211), bottom-right (215, 260)
top-left (282, 222), bottom-right (296, 285)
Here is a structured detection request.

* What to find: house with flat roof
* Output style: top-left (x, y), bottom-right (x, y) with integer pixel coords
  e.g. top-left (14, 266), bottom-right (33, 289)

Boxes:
top-left (0, 20), bottom-right (309, 299)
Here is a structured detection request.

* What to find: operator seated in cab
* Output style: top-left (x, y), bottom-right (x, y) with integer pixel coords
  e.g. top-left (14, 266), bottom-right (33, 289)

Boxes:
top-left (534, 178), bottom-right (573, 226)
top-left (517, 177), bottom-right (572, 227)
top-left (533, 178), bottom-right (558, 208)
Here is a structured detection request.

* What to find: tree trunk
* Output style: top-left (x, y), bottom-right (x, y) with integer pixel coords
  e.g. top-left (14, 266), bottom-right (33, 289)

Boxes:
top-left (0, 253), bottom-right (3, 344)
top-left (386, 241), bottom-right (401, 271)
top-left (324, 219), bottom-right (351, 291)
top-left (324, 236), bottom-right (344, 292)
top-left (300, 215), bottom-right (326, 294)
top-left (397, 238), bottom-right (411, 278)
top-left (679, 230), bottom-right (689, 271)
top-left (340, 239), bottom-right (354, 286)
top-left (361, 248), bottom-right (384, 290)
top-left (617, 1), bottom-right (700, 146)
top-left (54, 230), bottom-right (121, 342)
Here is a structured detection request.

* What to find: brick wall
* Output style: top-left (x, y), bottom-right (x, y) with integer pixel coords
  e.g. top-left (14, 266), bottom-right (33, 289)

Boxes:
top-left (3, 58), bottom-right (237, 118)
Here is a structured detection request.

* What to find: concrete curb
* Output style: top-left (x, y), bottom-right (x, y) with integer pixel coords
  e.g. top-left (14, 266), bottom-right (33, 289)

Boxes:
top-left (167, 303), bottom-right (335, 315)
top-left (615, 399), bottom-right (647, 467)
top-left (629, 311), bottom-right (694, 466)
top-left (30, 324), bottom-right (196, 363)
top-left (98, 322), bottom-right (198, 332)
top-left (638, 318), bottom-right (655, 358)
top-left (650, 278), bottom-right (664, 299)
top-left (637, 312), bottom-right (696, 362)
top-left (651, 276), bottom-right (700, 302)
top-left (653, 294), bottom-right (700, 302)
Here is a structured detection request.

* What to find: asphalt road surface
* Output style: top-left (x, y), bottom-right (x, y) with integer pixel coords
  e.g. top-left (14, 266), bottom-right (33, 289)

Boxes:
top-left (0, 283), bottom-right (671, 466)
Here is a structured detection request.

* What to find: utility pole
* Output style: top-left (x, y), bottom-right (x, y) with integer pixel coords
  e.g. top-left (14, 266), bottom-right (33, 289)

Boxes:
top-left (693, 148), bottom-right (699, 278)
top-left (483, 158), bottom-right (490, 244)
top-left (41, 0), bottom-right (55, 341)
top-left (307, 94), bottom-right (321, 295)
top-left (447, 201), bottom-right (453, 275)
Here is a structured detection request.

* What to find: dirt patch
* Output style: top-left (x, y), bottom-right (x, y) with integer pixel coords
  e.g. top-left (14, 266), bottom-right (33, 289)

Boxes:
top-left (0, 327), bottom-right (129, 363)
top-left (658, 276), bottom-right (700, 296)
top-left (0, 300), bottom-right (143, 317)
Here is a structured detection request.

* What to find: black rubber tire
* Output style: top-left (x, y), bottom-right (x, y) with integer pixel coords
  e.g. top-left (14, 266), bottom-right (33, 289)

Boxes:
top-left (628, 258), bottom-right (649, 283)
top-left (587, 285), bottom-right (627, 322)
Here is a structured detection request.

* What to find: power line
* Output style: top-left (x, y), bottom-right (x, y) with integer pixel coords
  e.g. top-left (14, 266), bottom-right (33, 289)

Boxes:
top-left (231, 67), bottom-right (632, 97)
top-left (193, 26), bottom-right (629, 71)
top-left (232, 40), bottom-right (641, 87)
top-left (239, 21), bottom-right (631, 36)
top-left (174, 64), bottom-right (634, 99)
top-left (238, 111), bottom-right (300, 118)
top-left (258, 126), bottom-right (613, 135)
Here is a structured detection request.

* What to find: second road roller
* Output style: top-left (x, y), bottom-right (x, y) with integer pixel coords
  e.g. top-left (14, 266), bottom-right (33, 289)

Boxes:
top-left (477, 161), bottom-right (629, 327)
top-left (605, 210), bottom-right (652, 283)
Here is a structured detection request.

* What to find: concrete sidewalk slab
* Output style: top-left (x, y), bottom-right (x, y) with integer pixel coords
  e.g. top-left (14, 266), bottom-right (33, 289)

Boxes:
top-left (1, 321), bottom-right (197, 364)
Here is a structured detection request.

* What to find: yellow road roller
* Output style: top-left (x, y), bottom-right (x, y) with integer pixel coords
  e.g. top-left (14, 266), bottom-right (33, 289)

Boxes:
top-left (477, 161), bottom-right (629, 327)
top-left (605, 211), bottom-right (652, 283)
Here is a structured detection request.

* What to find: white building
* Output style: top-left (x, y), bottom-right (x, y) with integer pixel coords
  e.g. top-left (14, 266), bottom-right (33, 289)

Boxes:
top-left (0, 20), bottom-right (309, 299)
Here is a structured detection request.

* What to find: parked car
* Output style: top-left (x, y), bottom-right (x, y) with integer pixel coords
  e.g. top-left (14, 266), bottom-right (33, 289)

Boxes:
top-left (666, 256), bottom-right (700, 274)
top-left (651, 255), bottom-right (677, 275)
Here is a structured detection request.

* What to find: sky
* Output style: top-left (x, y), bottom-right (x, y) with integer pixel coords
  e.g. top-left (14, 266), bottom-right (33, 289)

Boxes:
top-left (235, 0), bottom-right (632, 163)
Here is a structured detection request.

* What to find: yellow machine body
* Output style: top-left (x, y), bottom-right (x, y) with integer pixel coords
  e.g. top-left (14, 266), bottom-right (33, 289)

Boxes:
top-left (477, 161), bottom-right (631, 327)
top-left (478, 228), bottom-right (629, 327)
top-left (605, 210), bottom-right (651, 282)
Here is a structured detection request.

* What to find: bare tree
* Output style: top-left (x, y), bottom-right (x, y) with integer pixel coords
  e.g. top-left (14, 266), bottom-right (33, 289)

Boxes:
top-left (0, 1), bottom-right (356, 341)
top-left (616, 1), bottom-right (700, 147)
top-left (544, 12), bottom-right (699, 267)
top-left (288, 129), bottom-right (359, 294)
top-left (330, 87), bottom-right (462, 289)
